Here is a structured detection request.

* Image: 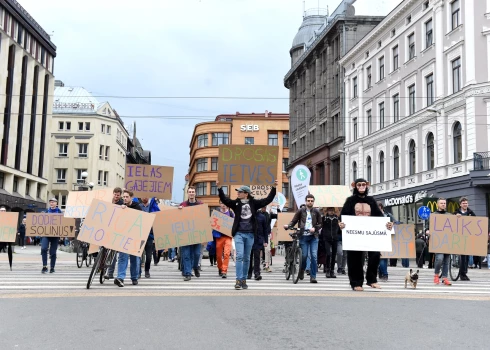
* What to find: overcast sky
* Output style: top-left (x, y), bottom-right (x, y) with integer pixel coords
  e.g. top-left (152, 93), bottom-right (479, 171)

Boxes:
top-left (21, 0), bottom-right (399, 202)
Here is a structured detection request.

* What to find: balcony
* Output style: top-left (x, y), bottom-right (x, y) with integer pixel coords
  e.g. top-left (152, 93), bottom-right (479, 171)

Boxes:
top-left (473, 152), bottom-right (490, 170)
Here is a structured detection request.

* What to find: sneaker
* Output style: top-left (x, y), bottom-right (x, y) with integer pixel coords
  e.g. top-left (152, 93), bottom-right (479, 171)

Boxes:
top-left (194, 268), bottom-right (200, 278)
top-left (460, 275), bottom-right (470, 281)
top-left (198, 266), bottom-right (202, 271)
top-left (114, 278), bottom-right (124, 287)
top-left (442, 278), bottom-right (452, 286)
top-left (132, 280), bottom-right (138, 285)
top-left (254, 275), bottom-right (262, 281)
top-left (264, 267), bottom-right (272, 273)
top-left (310, 277), bottom-right (318, 283)
top-left (306, 270), bottom-right (310, 276)
top-left (145, 271), bottom-right (150, 278)
top-left (41, 267), bottom-right (48, 274)
top-left (234, 280), bottom-right (242, 289)
top-left (341, 269), bottom-right (346, 275)
top-left (184, 276), bottom-right (191, 281)
top-left (298, 270), bottom-right (305, 280)
top-left (241, 280), bottom-right (248, 289)
top-left (330, 271), bottom-right (337, 279)
top-left (104, 274), bottom-right (114, 280)
top-left (222, 273), bottom-right (227, 279)
top-left (337, 269), bottom-right (342, 274)
top-left (433, 274), bottom-right (440, 285)
top-left (326, 270), bottom-right (332, 278)
top-left (219, 270), bottom-right (223, 276)
top-left (247, 274), bottom-right (252, 280)
top-left (49, 268), bottom-right (55, 273)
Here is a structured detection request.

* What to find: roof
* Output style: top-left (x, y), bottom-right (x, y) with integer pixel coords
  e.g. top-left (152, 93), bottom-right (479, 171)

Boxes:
top-left (291, 13), bottom-right (326, 51)
top-left (53, 87), bottom-right (101, 114)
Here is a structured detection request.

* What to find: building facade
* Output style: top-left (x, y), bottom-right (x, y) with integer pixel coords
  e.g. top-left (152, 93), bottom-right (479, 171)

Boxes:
top-left (0, 0), bottom-right (56, 214)
top-left (284, 0), bottom-right (383, 209)
top-left (341, 0), bottom-right (490, 232)
top-left (48, 85), bottom-right (128, 209)
top-left (188, 112), bottom-right (289, 211)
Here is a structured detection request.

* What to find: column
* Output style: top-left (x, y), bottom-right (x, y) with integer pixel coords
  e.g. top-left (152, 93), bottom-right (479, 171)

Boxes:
top-left (464, 0), bottom-right (477, 85)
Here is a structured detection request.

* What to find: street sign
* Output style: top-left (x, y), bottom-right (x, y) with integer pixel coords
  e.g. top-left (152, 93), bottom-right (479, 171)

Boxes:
top-left (418, 206), bottom-right (431, 220)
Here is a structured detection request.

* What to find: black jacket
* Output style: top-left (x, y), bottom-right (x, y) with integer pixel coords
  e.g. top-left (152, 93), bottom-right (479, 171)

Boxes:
top-left (253, 211), bottom-right (270, 250)
top-left (128, 200), bottom-right (142, 211)
top-left (18, 224), bottom-right (26, 237)
top-left (322, 215), bottom-right (339, 242)
top-left (218, 186), bottom-right (276, 237)
top-left (454, 208), bottom-right (476, 216)
top-left (340, 195), bottom-right (384, 219)
top-left (288, 207), bottom-right (322, 234)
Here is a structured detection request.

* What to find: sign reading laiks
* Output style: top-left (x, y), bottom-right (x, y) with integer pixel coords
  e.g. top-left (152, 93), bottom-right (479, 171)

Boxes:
top-left (0, 212), bottom-right (19, 242)
top-left (25, 213), bottom-right (76, 237)
top-left (380, 224), bottom-right (416, 259)
top-left (308, 185), bottom-right (351, 208)
top-left (153, 204), bottom-right (213, 249)
top-left (290, 165), bottom-right (310, 208)
top-left (210, 210), bottom-right (233, 237)
top-left (218, 145), bottom-right (278, 186)
top-left (429, 214), bottom-right (488, 256)
top-left (77, 199), bottom-right (155, 256)
top-left (125, 164), bottom-right (173, 200)
top-left (64, 189), bottom-right (114, 218)
top-left (341, 215), bottom-right (392, 252)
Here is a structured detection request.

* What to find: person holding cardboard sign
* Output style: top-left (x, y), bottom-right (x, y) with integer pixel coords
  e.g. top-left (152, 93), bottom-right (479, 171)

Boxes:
top-left (217, 180), bottom-right (277, 290)
top-left (41, 198), bottom-right (63, 274)
top-left (454, 197), bottom-right (476, 281)
top-left (431, 198), bottom-right (453, 286)
top-left (213, 201), bottom-right (234, 279)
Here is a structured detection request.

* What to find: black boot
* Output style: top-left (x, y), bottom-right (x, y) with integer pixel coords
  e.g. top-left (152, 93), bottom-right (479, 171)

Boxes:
top-left (326, 269), bottom-right (332, 278)
top-left (330, 270), bottom-right (337, 278)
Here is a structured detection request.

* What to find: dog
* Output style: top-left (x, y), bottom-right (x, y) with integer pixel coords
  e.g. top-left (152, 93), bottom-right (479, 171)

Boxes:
top-left (404, 269), bottom-right (419, 289)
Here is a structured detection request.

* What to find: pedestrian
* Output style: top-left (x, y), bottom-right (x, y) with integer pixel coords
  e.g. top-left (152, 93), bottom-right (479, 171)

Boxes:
top-left (322, 207), bottom-right (339, 278)
top-left (217, 180), bottom-right (277, 290)
top-left (207, 241), bottom-right (216, 266)
top-left (433, 198), bottom-right (452, 286)
top-left (213, 202), bottom-right (234, 278)
top-left (377, 202), bottom-right (396, 280)
top-left (179, 186), bottom-right (204, 281)
top-left (260, 206), bottom-right (273, 273)
top-left (17, 217), bottom-right (27, 250)
top-left (140, 197), bottom-right (160, 278)
top-left (454, 197), bottom-right (476, 280)
top-left (105, 187), bottom-right (124, 280)
top-left (114, 190), bottom-right (142, 287)
top-left (415, 234), bottom-right (426, 268)
top-left (41, 198), bottom-right (63, 274)
top-left (247, 208), bottom-right (270, 281)
top-left (426, 229), bottom-right (435, 269)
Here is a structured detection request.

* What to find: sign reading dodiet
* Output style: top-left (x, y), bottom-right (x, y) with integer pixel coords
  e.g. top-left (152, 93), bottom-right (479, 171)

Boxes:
top-left (290, 165), bottom-right (310, 208)
top-left (342, 215), bottom-right (392, 252)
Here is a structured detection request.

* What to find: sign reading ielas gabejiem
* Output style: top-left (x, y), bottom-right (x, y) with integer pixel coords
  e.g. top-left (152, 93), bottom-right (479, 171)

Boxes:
top-left (125, 165), bottom-right (174, 200)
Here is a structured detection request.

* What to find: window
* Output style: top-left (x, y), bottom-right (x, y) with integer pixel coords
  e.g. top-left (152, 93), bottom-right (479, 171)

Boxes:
top-left (66, 122), bottom-right (71, 131)
top-left (409, 140), bottom-right (416, 175)
top-left (196, 158), bottom-right (208, 172)
top-left (282, 182), bottom-right (289, 197)
top-left (353, 118), bottom-right (358, 141)
top-left (58, 143), bottom-right (68, 157)
top-left (104, 171), bottom-right (108, 186)
top-left (408, 85), bottom-right (416, 115)
top-left (427, 132), bottom-right (435, 170)
top-left (268, 133), bottom-right (278, 146)
top-left (98, 171), bottom-right (103, 185)
top-left (36, 183), bottom-right (41, 199)
top-left (99, 145), bottom-right (104, 160)
top-left (378, 40), bottom-right (382, 48)
top-left (425, 19), bottom-right (433, 48)
top-left (56, 169), bottom-right (67, 183)
top-left (211, 157), bottom-right (218, 171)
top-left (366, 66), bottom-right (372, 89)
top-left (105, 146), bottom-right (110, 160)
top-left (78, 143), bottom-right (88, 158)
top-left (282, 158), bottom-right (289, 172)
top-left (60, 195), bottom-right (67, 210)
top-left (106, 125), bottom-right (111, 134)
top-left (196, 182), bottom-right (206, 196)
top-left (366, 156), bottom-right (372, 183)
top-left (393, 94), bottom-right (400, 122)
top-left (245, 137), bottom-right (254, 145)
top-left (76, 169), bottom-right (88, 182)
top-left (367, 109), bottom-right (372, 135)
top-left (379, 56), bottom-right (385, 80)
top-left (221, 186), bottom-right (228, 195)
top-left (85, 122), bottom-right (90, 131)
top-left (353, 76), bottom-right (358, 98)
top-left (0, 172), bottom-right (5, 189)
top-left (426, 74), bottom-right (434, 106)
top-left (58, 121), bottom-right (64, 131)
top-left (101, 124), bottom-right (105, 133)
top-left (392, 46), bottom-right (399, 71)
top-left (452, 57), bottom-right (461, 93)
top-left (424, 1), bottom-right (429, 10)
top-left (451, 0), bottom-right (460, 30)
top-left (366, 51), bottom-right (370, 58)
top-left (283, 133), bottom-right (289, 147)
top-left (408, 33), bottom-right (415, 60)
top-left (13, 177), bottom-right (18, 193)
top-left (391, 29), bottom-right (396, 37)
top-left (393, 146), bottom-right (400, 179)
top-left (26, 180), bottom-right (31, 196)
top-left (212, 133), bottom-right (229, 146)
top-left (352, 161), bottom-right (357, 181)
top-left (210, 181), bottom-right (218, 195)
top-left (379, 102), bottom-right (385, 129)
top-left (453, 121), bottom-right (462, 163)
top-left (78, 122), bottom-right (83, 131)
top-left (197, 134), bottom-right (208, 148)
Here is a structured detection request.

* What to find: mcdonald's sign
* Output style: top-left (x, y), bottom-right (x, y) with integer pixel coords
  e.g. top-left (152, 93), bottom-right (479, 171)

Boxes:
top-left (422, 198), bottom-right (460, 213)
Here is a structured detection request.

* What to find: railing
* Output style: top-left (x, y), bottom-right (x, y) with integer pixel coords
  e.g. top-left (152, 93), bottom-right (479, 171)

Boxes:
top-left (473, 152), bottom-right (490, 170)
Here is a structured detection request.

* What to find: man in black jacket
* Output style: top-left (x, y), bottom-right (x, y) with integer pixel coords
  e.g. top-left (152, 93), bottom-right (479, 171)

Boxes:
top-left (454, 197), bottom-right (476, 281)
top-left (322, 207), bottom-right (339, 278)
top-left (217, 180), bottom-right (277, 290)
top-left (247, 208), bottom-right (270, 280)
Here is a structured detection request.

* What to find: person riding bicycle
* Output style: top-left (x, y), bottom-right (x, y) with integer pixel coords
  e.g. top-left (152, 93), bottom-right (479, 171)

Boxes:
top-left (454, 196), bottom-right (476, 281)
top-left (283, 194), bottom-right (322, 283)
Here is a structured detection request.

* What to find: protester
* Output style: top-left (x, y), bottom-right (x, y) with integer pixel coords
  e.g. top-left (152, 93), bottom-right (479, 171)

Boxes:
top-left (260, 206), bottom-right (273, 273)
top-left (41, 198), bottom-right (63, 274)
top-left (207, 240), bottom-right (217, 266)
top-left (454, 197), bottom-right (476, 280)
top-left (248, 208), bottom-right (270, 281)
top-left (140, 197), bottom-right (160, 278)
top-left (17, 217), bottom-right (27, 250)
top-left (217, 180), bottom-right (277, 290)
top-left (415, 234), bottom-right (426, 268)
top-left (213, 202), bottom-right (234, 278)
top-left (433, 198), bottom-right (452, 286)
top-left (105, 187), bottom-right (125, 280)
top-left (377, 202), bottom-right (395, 281)
top-left (322, 207), bottom-right (339, 278)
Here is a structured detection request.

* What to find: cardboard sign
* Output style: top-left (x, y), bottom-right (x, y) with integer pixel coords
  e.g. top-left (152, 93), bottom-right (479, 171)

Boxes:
top-left (210, 210), bottom-right (233, 237)
top-left (275, 213), bottom-right (295, 242)
top-left (64, 189), bottom-right (114, 218)
top-left (153, 204), bottom-right (213, 249)
top-left (77, 199), bottom-right (155, 256)
top-left (125, 164), bottom-right (174, 200)
top-left (0, 212), bottom-right (19, 242)
top-left (250, 185), bottom-right (273, 199)
top-left (308, 185), bottom-right (351, 208)
top-left (25, 213), bottom-right (76, 237)
top-left (380, 224), bottom-right (416, 258)
top-left (88, 244), bottom-right (99, 255)
top-left (218, 145), bottom-right (278, 186)
top-left (428, 214), bottom-right (488, 256)
top-left (341, 215), bottom-right (392, 252)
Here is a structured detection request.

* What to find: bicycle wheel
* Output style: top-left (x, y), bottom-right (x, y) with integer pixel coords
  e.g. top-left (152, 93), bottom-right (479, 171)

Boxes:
top-left (99, 250), bottom-right (112, 284)
top-left (449, 255), bottom-right (460, 281)
top-left (87, 248), bottom-right (104, 289)
top-left (76, 243), bottom-right (84, 268)
top-left (285, 247), bottom-right (292, 280)
top-left (292, 247), bottom-right (302, 284)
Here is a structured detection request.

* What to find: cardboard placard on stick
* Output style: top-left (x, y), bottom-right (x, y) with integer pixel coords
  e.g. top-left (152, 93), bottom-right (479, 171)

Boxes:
top-left (26, 213), bottom-right (76, 238)
top-left (125, 164), bottom-right (174, 199)
top-left (153, 204), bottom-right (213, 250)
top-left (210, 210), bottom-right (233, 237)
top-left (429, 214), bottom-right (488, 256)
top-left (380, 224), bottom-right (416, 258)
top-left (308, 185), bottom-right (351, 208)
top-left (0, 212), bottom-right (20, 242)
top-left (342, 215), bottom-right (392, 252)
top-left (218, 145), bottom-right (279, 186)
top-left (275, 213), bottom-right (295, 242)
top-left (77, 199), bottom-right (155, 256)
top-left (64, 189), bottom-right (114, 218)
top-left (88, 244), bottom-right (99, 255)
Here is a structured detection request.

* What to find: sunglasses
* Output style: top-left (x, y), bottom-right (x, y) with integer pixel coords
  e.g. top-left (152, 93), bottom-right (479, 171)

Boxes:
top-left (356, 182), bottom-right (367, 187)
top-left (306, 199), bottom-right (315, 202)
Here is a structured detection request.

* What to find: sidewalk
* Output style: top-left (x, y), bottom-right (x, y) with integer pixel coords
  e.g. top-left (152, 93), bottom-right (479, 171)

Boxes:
top-left (0, 245), bottom-right (75, 262)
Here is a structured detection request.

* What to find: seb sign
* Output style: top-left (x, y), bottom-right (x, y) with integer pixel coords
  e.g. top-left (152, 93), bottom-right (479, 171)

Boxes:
top-left (240, 125), bottom-right (259, 132)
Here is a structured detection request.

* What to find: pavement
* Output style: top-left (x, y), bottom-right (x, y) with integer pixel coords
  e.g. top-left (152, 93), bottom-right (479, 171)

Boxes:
top-left (1, 247), bottom-right (489, 349)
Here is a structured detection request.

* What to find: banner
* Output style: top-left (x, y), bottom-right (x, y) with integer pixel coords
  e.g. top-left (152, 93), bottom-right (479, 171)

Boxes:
top-left (64, 189), bottom-right (113, 218)
top-left (428, 214), bottom-right (488, 256)
top-left (77, 199), bottom-right (155, 256)
top-left (25, 213), bottom-right (76, 237)
top-left (308, 185), bottom-right (351, 208)
top-left (0, 212), bottom-right (19, 242)
top-left (125, 164), bottom-right (174, 200)
top-left (218, 145), bottom-right (278, 186)
top-left (341, 215), bottom-right (392, 252)
top-left (153, 204), bottom-right (213, 249)
top-left (210, 210), bottom-right (233, 237)
top-left (380, 224), bottom-right (416, 258)
top-left (290, 165), bottom-right (310, 208)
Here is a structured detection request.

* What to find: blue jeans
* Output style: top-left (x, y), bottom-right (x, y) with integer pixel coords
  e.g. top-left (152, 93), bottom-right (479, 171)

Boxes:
top-left (234, 232), bottom-right (254, 280)
top-left (299, 235), bottom-right (319, 278)
top-left (378, 258), bottom-right (388, 277)
top-left (41, 237), bottom-right (59, 268)
top-left (181, 244), bottom-right (201, 277)
top-left (168, 248), bottom-right (175, 260)
top-left (117, 253), bottom-right (140, 281)
top-left (469, 256), bottom-right (474, 266)
top-left (337, 241), bottom-right (346, 270)
top-left (306, 255), bottom-right (311, 271)
top-left (434, 253), bottom-right (450, 278)
top-left (401, 258), bottom-right (409, 268)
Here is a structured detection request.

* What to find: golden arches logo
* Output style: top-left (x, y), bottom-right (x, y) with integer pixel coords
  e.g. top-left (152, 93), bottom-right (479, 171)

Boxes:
top-left (426, 200), bottom-right (438, 212)
top-left (425, 200), bottom-right (459, 213)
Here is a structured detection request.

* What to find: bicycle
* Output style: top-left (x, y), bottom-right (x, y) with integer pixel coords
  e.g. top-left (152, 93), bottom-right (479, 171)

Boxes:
top-left (76, 241), bottom-right (92, 268)
top-left (86, 246), bottom-right (117, 289)
top-left (283, 227), bottom-right (303, 284)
